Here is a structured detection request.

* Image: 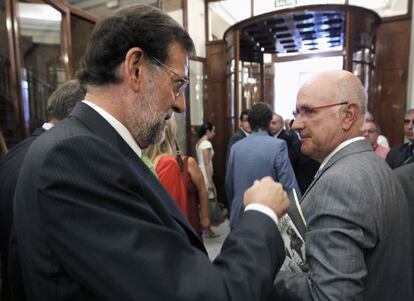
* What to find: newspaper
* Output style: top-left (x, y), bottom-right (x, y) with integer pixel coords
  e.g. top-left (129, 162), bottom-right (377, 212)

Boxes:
top-left (278, 213), bottom-right (309, 272)
top-left (278, 188), bottom-right (309, 272)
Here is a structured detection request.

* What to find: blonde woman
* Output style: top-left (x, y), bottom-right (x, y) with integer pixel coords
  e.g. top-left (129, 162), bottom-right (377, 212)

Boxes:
top-left (145, 118), bottom-right (209, 237)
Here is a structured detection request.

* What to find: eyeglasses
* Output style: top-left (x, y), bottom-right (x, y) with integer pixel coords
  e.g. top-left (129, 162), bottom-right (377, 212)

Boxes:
top-left (293, 101), bottom-right (348, 118)
top-left (148, 55), bottom-right (189, 98)
top-left (403, 119), bottom-right (414, 125)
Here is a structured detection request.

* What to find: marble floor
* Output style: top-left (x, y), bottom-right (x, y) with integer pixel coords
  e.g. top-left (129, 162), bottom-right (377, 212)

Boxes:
top-left (203, 219), bottom-right (230, 260)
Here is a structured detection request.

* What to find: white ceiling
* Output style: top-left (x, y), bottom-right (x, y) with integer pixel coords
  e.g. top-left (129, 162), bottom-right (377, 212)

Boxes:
top-left (210, 0), bottom-right (408, 25)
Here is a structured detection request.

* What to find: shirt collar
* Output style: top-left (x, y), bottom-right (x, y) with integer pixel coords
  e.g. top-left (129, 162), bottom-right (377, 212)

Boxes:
top-left (42, 122), bottom-right (54, 131)
top-left (82, 100), bottom-right (142, 158)
top-left (240, 127), bottom-right (250, 136)
top-left (319, 136), bottom-right (365, 172)
top-left (274, 128), bottom-right (283, 137)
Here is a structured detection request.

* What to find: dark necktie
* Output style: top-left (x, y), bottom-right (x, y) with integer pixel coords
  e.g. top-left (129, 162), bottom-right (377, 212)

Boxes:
top-left (407, 144), bottom-right (414, 159)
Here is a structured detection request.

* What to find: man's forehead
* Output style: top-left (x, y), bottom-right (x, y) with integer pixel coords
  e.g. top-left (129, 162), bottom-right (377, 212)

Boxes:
top-left (364, 122), bottom-right (376, 129)
top-left (297, 86), bottom-right (325, 106)
top-left (405, 112), bottom-right (414, 119)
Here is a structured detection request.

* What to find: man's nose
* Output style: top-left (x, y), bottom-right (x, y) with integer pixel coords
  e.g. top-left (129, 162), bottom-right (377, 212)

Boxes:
top-left (291, 118), bottom-right (302, 131)
top-left (173, 93), bottom-right (186, 113)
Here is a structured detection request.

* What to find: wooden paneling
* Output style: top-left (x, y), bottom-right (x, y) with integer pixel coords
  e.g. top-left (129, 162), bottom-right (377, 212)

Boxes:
top-left (206, 40), bottom-right (228, 206)
top-left (372, 19), bottom-right (411, 147)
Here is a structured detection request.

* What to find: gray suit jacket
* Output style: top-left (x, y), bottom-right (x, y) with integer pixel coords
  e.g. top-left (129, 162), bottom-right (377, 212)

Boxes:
top-left (273, 139), bottom-right (413, 301)
top-left (226, 131), bottom-right (300, 228)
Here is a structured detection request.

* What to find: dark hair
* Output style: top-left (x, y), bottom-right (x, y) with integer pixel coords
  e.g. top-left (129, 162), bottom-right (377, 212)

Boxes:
top-left (248, 102), bottom-right (273, 131)
top-left (197, 122), bottom-right (214, 138)
top-left (77, 4), bottom-right (195, 86)
top-left (240, 109), bottom-right (250, 120)
top-left (46, 80), bottom-right (85, 120)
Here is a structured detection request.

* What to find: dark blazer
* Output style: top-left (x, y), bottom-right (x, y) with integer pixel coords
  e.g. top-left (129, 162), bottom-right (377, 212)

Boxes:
top-left (274, 139), bottom-right (413, 300)
top-left (394, 163), bottom-right (414, 285)
top-left (276, 130), bottom-right (320, 194)
top-left (226, 129), bottom-right (247, 159)
top-left (13, 103), bottom-right (285, 301)
top-left (386, 142), bottom-right (412, 169)
top-left (0, 127), bottom-right (45, 300)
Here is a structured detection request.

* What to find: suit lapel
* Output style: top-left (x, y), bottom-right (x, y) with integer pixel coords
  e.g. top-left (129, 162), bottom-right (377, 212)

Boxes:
top-left (69, 103), bottom-right (204, 249)
top-left (301, 139), bottom-right (372, 200)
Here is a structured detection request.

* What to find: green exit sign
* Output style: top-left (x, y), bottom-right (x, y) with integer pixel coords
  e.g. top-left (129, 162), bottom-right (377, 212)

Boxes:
top-left (274, 0), bottom-right (297, 7)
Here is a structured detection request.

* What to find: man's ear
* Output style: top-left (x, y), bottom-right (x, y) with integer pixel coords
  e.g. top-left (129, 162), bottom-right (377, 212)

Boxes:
top-left (124, 47), bottom-right (145, 92)
top-left (342, 102), bottom-right (359, 130)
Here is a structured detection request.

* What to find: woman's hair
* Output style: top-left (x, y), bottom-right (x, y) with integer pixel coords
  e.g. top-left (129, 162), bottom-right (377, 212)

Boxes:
top-left (197, 122), bottom-right (213, 138)
top-left (144, 117), bottom-right (177, 162)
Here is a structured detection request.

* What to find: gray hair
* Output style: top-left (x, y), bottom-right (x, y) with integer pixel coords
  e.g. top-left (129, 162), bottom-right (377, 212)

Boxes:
top-left (405, 108), bottom-right (414, 116)
top-left (46, 80), bottom-right (85, 120)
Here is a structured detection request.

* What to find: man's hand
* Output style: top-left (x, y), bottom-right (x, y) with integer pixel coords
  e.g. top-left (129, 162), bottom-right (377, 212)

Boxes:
top-left (243, 177), bottom-right (290, 218)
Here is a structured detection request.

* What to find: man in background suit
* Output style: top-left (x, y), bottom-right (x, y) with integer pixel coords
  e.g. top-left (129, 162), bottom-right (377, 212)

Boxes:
top-left (226, 102), bottom-right (299, 229)
top-left (394, 163), bottom-right (414, 284)
top-left (13, 5), bottom-right (290, 300)
top-left (269, 112), bottom-right (319, 194)
top-left (272, 70), bottom-right (413, 300)
top-left (227, 109), bottom-right (251, 157)
top-left (386, 108), bottom-right (414, 168)
top-left (0, 80), bottom-right (84, 300)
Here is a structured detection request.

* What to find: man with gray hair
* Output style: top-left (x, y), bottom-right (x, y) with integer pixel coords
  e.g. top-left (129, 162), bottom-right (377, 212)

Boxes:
top-left (0, 80), bottom-right (85, 300)
top-left (272, 70), bottom-right (413, 300)
top-left (13, 5), bottom-right (289, 300)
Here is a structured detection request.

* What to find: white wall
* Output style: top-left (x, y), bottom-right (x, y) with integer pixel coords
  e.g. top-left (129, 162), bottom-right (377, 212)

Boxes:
top-left (274, 56), bottom-right (343, 120)
top-left (188, 0), bottom-right (205, 57)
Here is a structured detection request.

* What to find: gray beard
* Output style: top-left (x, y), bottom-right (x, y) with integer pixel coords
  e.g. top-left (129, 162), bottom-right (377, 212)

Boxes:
top-left (125, 75), bottom-right (167, 149)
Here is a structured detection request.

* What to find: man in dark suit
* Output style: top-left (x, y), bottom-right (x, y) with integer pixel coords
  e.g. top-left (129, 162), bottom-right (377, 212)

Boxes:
top-left (13, 5), bottom-right (290, 300)
top-left (227, 109), bottom-right (251, 156)
top-left (272, 70), bottom-right (413, 300)
top-left (394, 163), bottom-right (414, 284)
top-left (386, 108), bottom-right (414, 168)
top-left (269, 113), bottom-right (319, 194)
top-left (0, 80), bottom-right (84, 300)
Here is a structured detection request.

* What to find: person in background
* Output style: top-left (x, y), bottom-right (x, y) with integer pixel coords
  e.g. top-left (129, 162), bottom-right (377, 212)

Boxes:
top-left (227, 109), bottom-right (251, 157)
top-left (0, 80), bottom-right (85, 301)
top-left (363, 120), bottom-right (390, 159)
top-left (394, 163), bottom-right (414, 284)
top-left (386, 108), bottom-right (414, 168)
top-left (269, 113), bottom-right (319, 195)
top-left (364, 111), bottom-right (389, 148)
top-left (12, 5), bottom-right (290, 300)
top-left (226, 102), bottom-right (300, 229)
top-left (272, 70), bottom-right (412, 301)
top-left (196, 121), bottom-right (220, 237)
top-left (145, 118), bottom-right (210, 237)
top-left (145, 119), bottom-right (188, 216)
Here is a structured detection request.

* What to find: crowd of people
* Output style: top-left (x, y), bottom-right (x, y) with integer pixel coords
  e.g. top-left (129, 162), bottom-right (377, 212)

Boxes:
top-left (0, 3), bottom-right (413, 301)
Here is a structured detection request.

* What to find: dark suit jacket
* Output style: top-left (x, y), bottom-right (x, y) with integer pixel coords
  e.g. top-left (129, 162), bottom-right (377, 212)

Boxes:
top-left (394, 163), bottom-right (414, 285)
top-left (0, 127), bottom-right (45, 300)
top-left (276, 130), bottom-right (320, 194)
top-left (13, 103), bottom-right (285, 300)
top-left (386, 142), bottom-right (412, 169)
